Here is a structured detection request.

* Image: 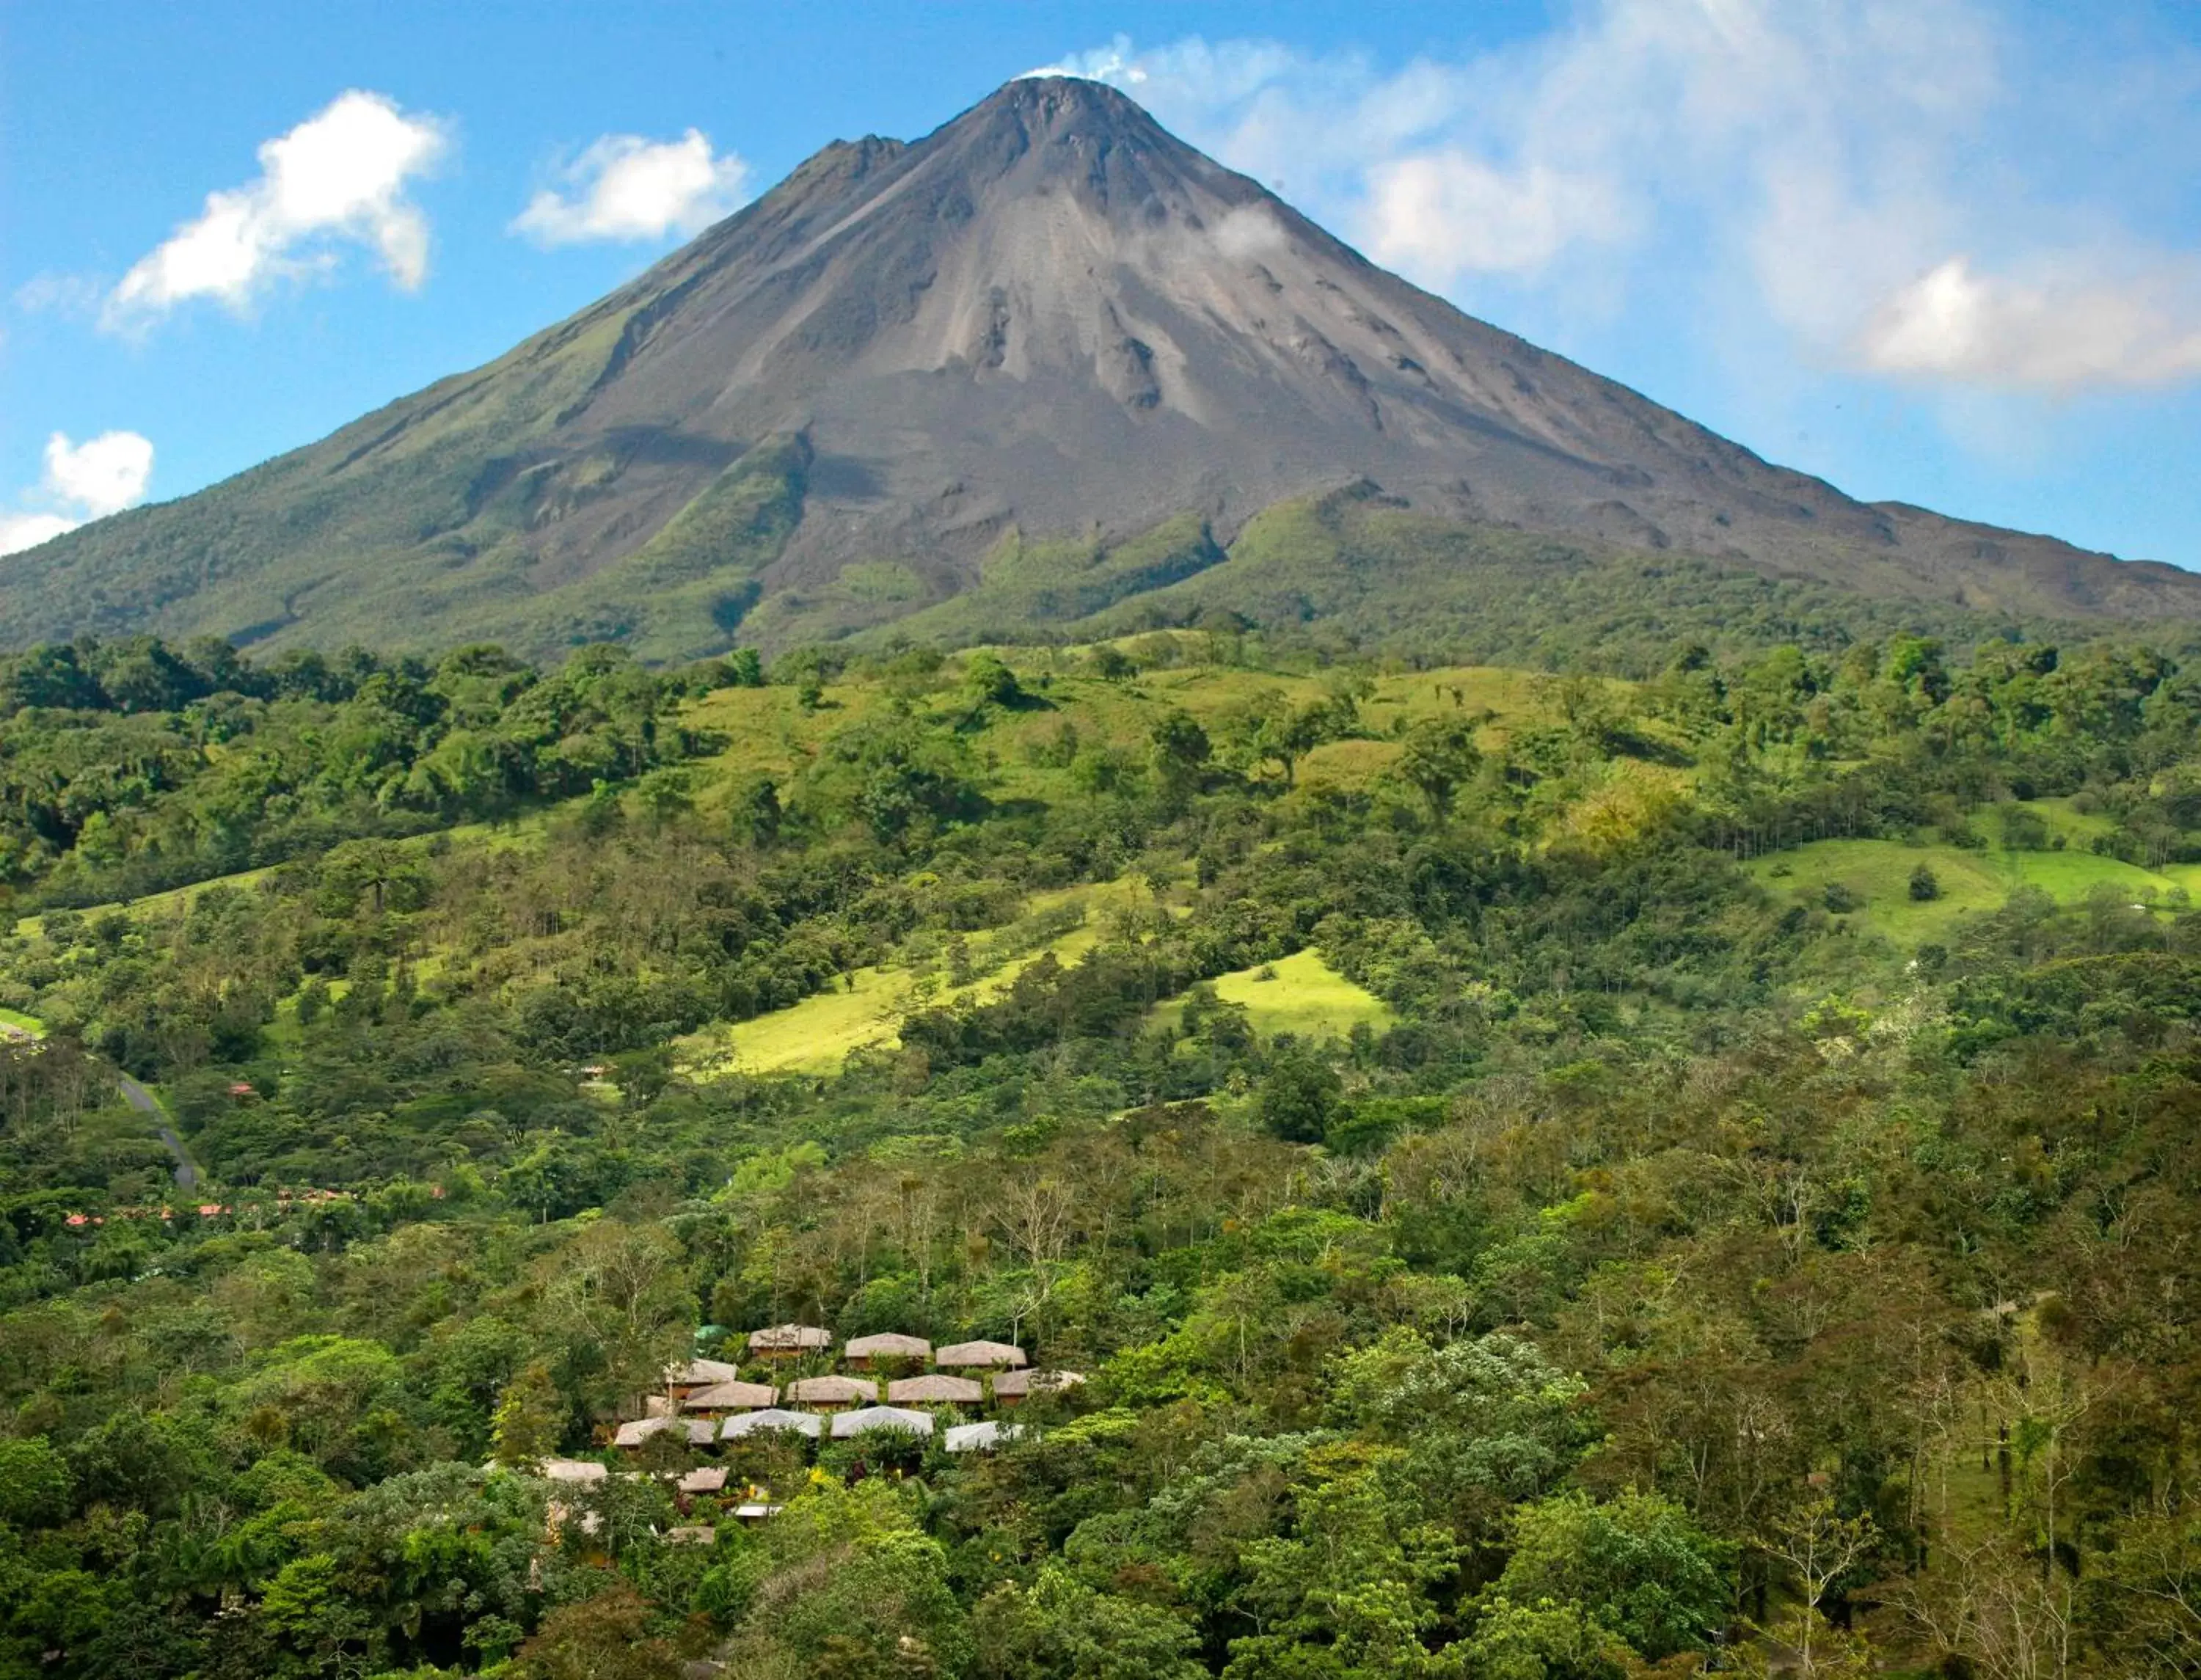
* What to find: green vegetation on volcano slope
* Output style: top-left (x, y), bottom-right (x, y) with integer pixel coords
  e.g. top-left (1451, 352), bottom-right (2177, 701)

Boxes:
top-left (10, 424), bottom-right (2143, 670)
top-left (7, 628), bottom-right (2201, 1677)
top-left (1054, 487), bottom-right (2092, 671)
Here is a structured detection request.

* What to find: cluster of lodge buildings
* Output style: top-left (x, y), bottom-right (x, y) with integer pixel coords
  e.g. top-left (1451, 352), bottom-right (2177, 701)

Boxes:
top-left (610, 1325), bottom-right (1084, 1454)
top-left (536, 1326), bottom-right (1077, 1537)
top-left (60, 1187), bottom-right (359, 1228)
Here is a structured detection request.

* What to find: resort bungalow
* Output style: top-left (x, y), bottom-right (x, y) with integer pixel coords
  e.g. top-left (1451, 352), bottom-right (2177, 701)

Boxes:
top-left (935, 1340), bottom-right (1028, 1370)
top-left (886, 1373), bottom-right (984, 1407)
top-left (990, 1369), bottom-right (1085, 1406)
top-left (664, 1358), bottom-right (744, 1401)
top-left (539, 1459), bottom-right (610, 1486)
top-left (843, 1332), bottom-right (932, 1370)
top-left (679, 1379), bottom-right (779, 1416)
top-left (829, 1405), bottom-right (934, 1439)
top-left (748, 1324), bottom-right (833, 1359)
top-left (677, 1467), bottom-right (730, 1496)
top-left (614, 1417), bottom-right (718, 1450)
top-left (784, 1374), bottom-right (877, 1411)
top-left (721, 1408), bottom-right (824, 1441)
top-left (539, 1459), bottom-right (610, 1538)
top-left (943, 1420), bottom-right (1025, 1453)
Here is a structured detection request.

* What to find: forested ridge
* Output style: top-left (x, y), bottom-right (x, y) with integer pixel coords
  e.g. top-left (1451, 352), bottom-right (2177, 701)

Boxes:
top-left (4, 623), bottom-right (2201, 1679)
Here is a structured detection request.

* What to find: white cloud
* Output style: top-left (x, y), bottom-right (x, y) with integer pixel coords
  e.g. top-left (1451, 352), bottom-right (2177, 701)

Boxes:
top-left (1860, 256), bottom-right (2201, 389)
top-left (0, 431), bottom-right (156, 558)
top-left (46, 431), bottom-right (156, 517)
top-left (1040, 4), bottom-right (2201, 394)
top-left (512, 131), bottom-right (749, 246)
top-left (105, 91), bottom-right (448, 329)
top-left (1365, 153), bottom-right (1629, 283)
top-left (0, 514), bottom-right (80, 558)
top-left (1211, 205), bottom-right (1291, 262)
top-left (13, 272), bottom-right (107, 319)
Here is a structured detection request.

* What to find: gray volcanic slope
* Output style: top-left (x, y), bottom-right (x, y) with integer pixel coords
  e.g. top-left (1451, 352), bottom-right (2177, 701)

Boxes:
top-left (7, 76), bottom-right (2198, 657)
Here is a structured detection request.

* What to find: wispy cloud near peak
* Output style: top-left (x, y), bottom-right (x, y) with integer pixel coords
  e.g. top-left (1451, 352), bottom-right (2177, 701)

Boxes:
top-left (1036, 4), bottom-right (2201, 398)
top-left (512, 131), bottom-right (749, 246)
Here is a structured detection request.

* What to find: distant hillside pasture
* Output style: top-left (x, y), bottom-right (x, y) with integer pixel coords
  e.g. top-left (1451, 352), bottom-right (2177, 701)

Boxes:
top-left (1750, 824), bottom-right (2200, 947)
top-left (1201, 949), bottom-right (1394, 1042)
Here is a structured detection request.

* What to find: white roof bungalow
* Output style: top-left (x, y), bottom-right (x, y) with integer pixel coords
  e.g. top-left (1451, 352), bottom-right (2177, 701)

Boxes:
top-left (614, 1417), bottom-right (718, 1450)
top-left (721, 1408), bottom-right (825, 1440)
top-left (829, 1405), bottom-right (935, 1439)
top-left (943, 1420), bottom-right (1026, 1453)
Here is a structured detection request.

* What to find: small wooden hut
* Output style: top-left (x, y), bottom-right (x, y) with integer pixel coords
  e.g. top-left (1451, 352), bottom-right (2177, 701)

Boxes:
top-left (748, 1324), bottom-right (833, 1359)
top-left (784, 1374), bottom-right (877, 1411)
top-left (843, 1332), bottom-right (932, 1370)
top-left (886, 1373), bottom-right (984, 1406)
top-left (664, 1357), bottom-right (744, 1400)
top-left (935, 1340), bottom-right (1029, 1370)
top-left (990, 1369), bottom-right (1085, 1406)
top-left (679, 1379), bottom-right (779, 1416)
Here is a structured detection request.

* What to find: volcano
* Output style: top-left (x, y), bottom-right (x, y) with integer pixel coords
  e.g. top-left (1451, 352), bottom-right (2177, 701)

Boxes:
top-left (8, 75), bottom-right (2198, 658)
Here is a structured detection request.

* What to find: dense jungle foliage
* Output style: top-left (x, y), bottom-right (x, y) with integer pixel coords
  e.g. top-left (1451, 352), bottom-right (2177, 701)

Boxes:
top-left (4, 623), bottom-right (2201, 1680)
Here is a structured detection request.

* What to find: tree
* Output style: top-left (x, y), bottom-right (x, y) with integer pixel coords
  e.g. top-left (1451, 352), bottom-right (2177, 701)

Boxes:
top-left (489, 1360), bottom-right (566, 1467)
top-left (974, 1566), bottom-right (1205, 1680)
top-left (1399, 719), bottom-right (1483, 821)
top-left (1224, 1451), bottom-right (1459, 1677)
top-left (1753, 1500), bottom-right (1879, 1680)
top-left (515, 1585), bottom-right (682, 1680)
top-left (1150, 709), bottom-right (1211, 799)
top-left (1231, 691), bottom-right (1332, 788)
top-left (965, 653), bottom-right (1024, 710)
top-left (0, 1436), bottom-right (73, 1527)
top-left (545, 1221), bottom-right (691, 1419)
top-left (1489, 1490), bottom-right (1734, 1662)
top-left (1256, 1048), bottom-right (1341, 1144)
top-left (1909, 863), bottom-right (1941, 901)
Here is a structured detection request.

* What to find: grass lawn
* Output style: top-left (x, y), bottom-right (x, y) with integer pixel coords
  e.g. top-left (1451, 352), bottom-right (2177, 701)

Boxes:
top-left (1749, 828), bottom-right (2195, 947)
top-left (680, 876), bottom-right (1157, 1077)
top-left (1160, 948), bottom-right (1394, 1042)
top-left (0, 1006), bottom-right (45, 1034)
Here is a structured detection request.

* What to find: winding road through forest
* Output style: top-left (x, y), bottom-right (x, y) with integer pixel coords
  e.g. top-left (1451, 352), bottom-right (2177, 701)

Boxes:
top-left (1, 1017), bottom-right (199, 1191)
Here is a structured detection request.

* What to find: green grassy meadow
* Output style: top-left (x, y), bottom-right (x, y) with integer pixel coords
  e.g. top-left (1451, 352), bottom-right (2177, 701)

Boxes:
top-left (1749, 808), bottom-right (2200, 947)
top-left (1204, 949), bottom-right (1395, 1041)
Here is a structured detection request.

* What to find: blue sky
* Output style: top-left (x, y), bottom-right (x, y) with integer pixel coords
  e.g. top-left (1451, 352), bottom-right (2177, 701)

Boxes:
top-left (5, 0), bottom-right (2201, 569)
